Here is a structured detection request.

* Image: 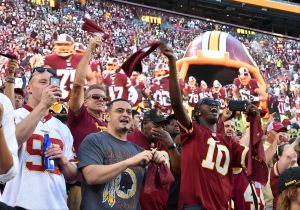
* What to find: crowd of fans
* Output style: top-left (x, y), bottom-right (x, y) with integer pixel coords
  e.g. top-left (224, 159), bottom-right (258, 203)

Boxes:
top-left (0, 0), bottom-right (300, 210)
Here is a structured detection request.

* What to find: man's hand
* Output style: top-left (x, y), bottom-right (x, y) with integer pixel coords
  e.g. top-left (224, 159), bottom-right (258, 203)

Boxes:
top-left (159, 43), bottom-right (176, 61)
top-left (127, 150), bottom-right (153, 167)
top-left (39, 85), bottom-right (62, 109)
top-left (7, 59), bottom-right (18, 76)
top-left (151, 149), bottom-right (169, 167)
top-left (151, 128), bottom-right (174, 148)
top-left (45, 144), bottom-right (68, 167)
top-left (87, 36), bottom-right (103, 52)
top-left (245, 103), bottom-right (260, 117)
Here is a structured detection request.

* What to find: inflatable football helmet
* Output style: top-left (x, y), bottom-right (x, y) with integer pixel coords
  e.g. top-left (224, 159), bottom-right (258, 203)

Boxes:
top-left (53, 34), bottom-right (74, 57)
top-left (176, 31), bottom-right (265, 91)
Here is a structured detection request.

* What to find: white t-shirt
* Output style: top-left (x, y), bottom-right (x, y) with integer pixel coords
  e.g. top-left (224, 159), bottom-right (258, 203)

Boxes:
top-left (0, 93), bottom-right (18, 196)
top-left (1, 105), bottom-right (75, 210)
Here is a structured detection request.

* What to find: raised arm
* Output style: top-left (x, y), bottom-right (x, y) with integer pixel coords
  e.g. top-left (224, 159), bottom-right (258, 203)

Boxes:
top-left (4, 59), bottom-right (18, 108)
top-left (160, 43), bottom-right (191, 129)
top-left (69, 36), bottom-right (102, 115)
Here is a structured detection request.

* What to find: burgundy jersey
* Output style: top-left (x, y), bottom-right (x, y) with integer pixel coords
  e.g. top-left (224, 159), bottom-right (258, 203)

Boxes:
top-left (67, 105), bottom-right (107, 152)
top-left (233, 78), bottom-right (259, 101)
top-left (277, 95), bottom-right (286, 115)
top-left (232, 168), bottom-right (265, 210)
top-left (211, 87), bottom-right (227, 109)
top-left (103, 72), bottom-right (136, 104)
top-left (127, 129), bottom-right (169, 210)
top-left (270, 163), bottom-right (279, 210)
top-left (184, 85), bottom-right (202, 108)
top-left (150, 77), bottom-right (172, 114)
top-left (44, 53), bottom-right (83, 100)
top-left (199, 87), bottom-right (212, 99)
top-left (131, 77), bottom-right (145, 107)
top-left (178, 121), bottom-right (248, 210)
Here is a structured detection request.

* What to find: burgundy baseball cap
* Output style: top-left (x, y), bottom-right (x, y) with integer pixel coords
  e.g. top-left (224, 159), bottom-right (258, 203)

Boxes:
top-left (267, 121), bottom-right (287, 132)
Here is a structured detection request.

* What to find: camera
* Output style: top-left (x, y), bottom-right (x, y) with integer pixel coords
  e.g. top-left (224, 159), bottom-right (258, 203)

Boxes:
top-left (228, 100), bottom-right (250, 112)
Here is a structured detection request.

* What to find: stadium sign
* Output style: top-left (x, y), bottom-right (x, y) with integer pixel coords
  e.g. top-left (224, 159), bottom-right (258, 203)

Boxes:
top-left (141, 16), bottom-right (162, 24)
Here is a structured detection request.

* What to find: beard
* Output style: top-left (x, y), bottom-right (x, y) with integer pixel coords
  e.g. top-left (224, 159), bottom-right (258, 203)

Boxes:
top-left (117, 127), bottom-right (130, 133)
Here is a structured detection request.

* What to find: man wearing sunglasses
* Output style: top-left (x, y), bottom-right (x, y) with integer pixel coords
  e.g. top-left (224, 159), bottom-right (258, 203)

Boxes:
top-left (67, 36), bottom-right (108, 210)
top-left (1, 66), bottom-right (78, 210)
top-left (162, 43), bottom-right (265, 210)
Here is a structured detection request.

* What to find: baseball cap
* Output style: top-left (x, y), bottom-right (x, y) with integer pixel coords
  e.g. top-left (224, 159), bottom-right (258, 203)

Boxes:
top-left (166, 114), bottom-right (177, 121)
top-left (267, 121), bottom-right (287, 132)
top-left (143, 109), bottom-right (168, 124)
top-left (277, 167), bottom-right (300, 194)
top-left (14, 88), bottom-right (24, 97)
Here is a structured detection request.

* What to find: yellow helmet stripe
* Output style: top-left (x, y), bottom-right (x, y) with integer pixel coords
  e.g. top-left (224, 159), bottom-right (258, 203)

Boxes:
top-left (208, 31), bottom-right (221, 51)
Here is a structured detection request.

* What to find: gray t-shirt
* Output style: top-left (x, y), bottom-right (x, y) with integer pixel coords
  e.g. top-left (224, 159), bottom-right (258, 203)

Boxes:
top-left (78, 131), bottom-right (145, 210)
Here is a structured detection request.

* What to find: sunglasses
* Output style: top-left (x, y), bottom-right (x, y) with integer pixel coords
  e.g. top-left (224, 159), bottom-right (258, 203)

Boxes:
top-left (86, 94), bottom-right (108, 101)
top-left (29, 67), bottom-right (56, 81)
top-left (199, 98), bottom-right (221, 107)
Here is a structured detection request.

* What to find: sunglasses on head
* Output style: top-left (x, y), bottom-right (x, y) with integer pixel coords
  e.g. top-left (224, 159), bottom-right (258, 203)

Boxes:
top-left (200, 98), bottom-right (221, 107)
top-left (87, 94), bottom-right (108, 101)
top-left (29, 67), bottom-right (56, 81)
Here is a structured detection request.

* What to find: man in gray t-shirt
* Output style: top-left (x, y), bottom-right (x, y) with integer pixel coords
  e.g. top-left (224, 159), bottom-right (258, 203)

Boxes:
top-left (78, 99), bottom-right (167, 210)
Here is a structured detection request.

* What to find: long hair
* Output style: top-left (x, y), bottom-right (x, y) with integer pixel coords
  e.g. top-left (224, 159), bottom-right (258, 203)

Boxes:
top-left (277, 186), bottom-right (298, 210)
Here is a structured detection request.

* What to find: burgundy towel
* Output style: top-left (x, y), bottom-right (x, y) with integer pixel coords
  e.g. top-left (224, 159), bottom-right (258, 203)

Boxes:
top-left (121, 41), bottom-right (161, 77)
top-left (82, 18), bottom-right (109, 39)
top-left (0, 53), bottom-right (17, 60)
top-left (144, 162), bottom-right (174, 194)
top-left (247, 115), bottom-right (268, 185)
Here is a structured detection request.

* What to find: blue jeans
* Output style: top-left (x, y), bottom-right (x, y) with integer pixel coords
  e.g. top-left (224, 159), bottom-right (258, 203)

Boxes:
top-left (183, 204), bottom-right (204, 210)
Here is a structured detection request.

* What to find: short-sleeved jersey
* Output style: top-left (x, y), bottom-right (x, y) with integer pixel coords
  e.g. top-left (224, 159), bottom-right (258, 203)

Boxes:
top-left (184, 85), bottom-right (202, 108)
top-left (233, 78), bottom-right (259, 101)
top-left (0, 94), bottom-right (18, 195)
top-left (67, 105), bottom-right (107, 152)
top-left (1, 105), bottom-right (75, 209)
top-left (44, 53), bottom-right (83, 100)
top-left (78, 132), bottom-right (145, 210)
top-left (130, 78), bottom-right (146, 107)
top-left (232, 168), bottom-right (265, 210)
top-left (178, 121), bottom-right (248, 210)
top-left (211, 88), bottom-right (227, 109)
top-left (150, 77), bottom-right (172, 113)
top-left (199, 87), bottom-right (212, 99)
top-left (104, 72), bottom-right (138, 104)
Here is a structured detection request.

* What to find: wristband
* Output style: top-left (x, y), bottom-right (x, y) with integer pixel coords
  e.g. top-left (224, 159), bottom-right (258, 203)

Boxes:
top-left (6, 77), bottom-right (15, 83)
top-left (168, 143), bottom-right (177, 150)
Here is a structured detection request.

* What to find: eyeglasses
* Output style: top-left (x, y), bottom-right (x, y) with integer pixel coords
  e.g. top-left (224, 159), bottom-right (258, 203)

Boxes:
top-left (86, 94), bottom-right (108, 101)
top-left (199, 98), bottom-right (221, 107)
top-left (29, 67), bottom-right (56, 81)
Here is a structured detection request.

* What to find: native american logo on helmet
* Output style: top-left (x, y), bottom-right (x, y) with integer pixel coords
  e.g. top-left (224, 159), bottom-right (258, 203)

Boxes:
top-left (74, 42), bottom-right (86, 54)
top-left (53, 34), bottom-right (74, 57)
top-left (238, 67), bottom-right (252, 86)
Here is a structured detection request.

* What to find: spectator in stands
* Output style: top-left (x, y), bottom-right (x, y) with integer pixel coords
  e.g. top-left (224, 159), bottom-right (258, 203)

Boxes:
top-left (131, 109), bottom-right (141, 131)
top-left (127, 108), bottom-right (180, 210)
top-left (0, 93), bottom-right (23, 210)
top-left (78, 98), bottom-right (167, 210)
top-left (277, 167), bottom-right (300, 210)
top-left (1, 66), bottom-right (78, 209)
top-left (67, 36), bottom-right (107, 210)
top-left (164, 43), bottom-right (265, 210)
top-left (14, 88), bottom-right (25, 109)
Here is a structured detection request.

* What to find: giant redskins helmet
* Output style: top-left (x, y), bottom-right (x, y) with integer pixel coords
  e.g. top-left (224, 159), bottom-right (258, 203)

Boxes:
top-left (176, 31), bottom-right (266, 91)
top-left (53, 34), bottom-right (74, 57)
top-left (176, 31), bottom-right (268, 114)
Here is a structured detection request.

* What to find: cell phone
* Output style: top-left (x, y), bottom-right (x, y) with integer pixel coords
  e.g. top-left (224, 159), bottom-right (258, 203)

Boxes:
top-left (50, 76), bottom-right (61, 86)
top-left (228, 100), bottom-right (250, 112)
